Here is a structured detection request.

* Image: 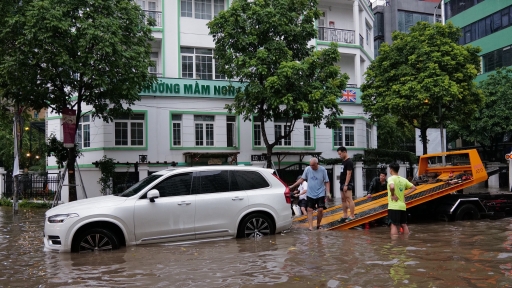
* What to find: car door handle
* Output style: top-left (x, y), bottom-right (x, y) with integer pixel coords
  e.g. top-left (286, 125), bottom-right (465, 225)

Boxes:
top-left (232, 197), bottom-right (244, 201)
top-left (178, 201), bottom-right (191, 206)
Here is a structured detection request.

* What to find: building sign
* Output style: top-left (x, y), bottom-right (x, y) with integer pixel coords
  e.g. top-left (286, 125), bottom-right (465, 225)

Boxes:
top-left (140, 78), bottom-right (245, 98)
top-left (61, 108), bottom-right (76, 148)
top-left (251, 154), bottom-right (266, 162)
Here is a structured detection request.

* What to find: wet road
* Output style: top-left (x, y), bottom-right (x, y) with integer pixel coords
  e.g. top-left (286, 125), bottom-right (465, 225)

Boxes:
top-left (1, 206), bottom-right (512, 287)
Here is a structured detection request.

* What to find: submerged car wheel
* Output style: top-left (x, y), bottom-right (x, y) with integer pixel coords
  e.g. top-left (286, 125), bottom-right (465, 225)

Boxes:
top-left (238, 213), bottom-right (275, 239)
top-left (72, 228), bottom-right (119, 253)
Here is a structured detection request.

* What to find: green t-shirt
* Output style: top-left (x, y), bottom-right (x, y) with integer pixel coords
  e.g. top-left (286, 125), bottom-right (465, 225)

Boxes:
top-left (387, 175), bottom-right (413, 211)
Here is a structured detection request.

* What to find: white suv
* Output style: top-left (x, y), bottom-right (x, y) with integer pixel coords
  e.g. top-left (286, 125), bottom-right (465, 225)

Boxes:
top-left (44, 166), bottom-right (293, 253)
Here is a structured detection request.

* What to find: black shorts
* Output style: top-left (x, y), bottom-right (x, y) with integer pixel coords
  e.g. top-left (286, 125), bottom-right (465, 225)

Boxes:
top-left (307, 196), bottom-right (326, 210)
top-left (298, 199), bottom-right (308, 208)
top-left (388, 209), bottom-right (407, 226)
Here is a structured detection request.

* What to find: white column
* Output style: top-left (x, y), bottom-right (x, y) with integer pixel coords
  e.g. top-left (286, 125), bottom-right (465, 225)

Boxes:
top-left (355, 162), bottom-right (364, 199)
top-left (399, 163), bottom-right (408, 178)
top-left (353, 1), bottom-right (361, 86)
top-left (333, 164), bottom-right (341, 199)
top-left (166, 0), bottom-right (180, 77)
top-left (0, 167), bottom-right (5, 196)
top-left (138, 163), bottom-right (149, 181)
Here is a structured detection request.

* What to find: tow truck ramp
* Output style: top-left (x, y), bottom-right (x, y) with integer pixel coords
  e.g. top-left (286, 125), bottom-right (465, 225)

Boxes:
top-left (293, 149), bottom-right (489, 230)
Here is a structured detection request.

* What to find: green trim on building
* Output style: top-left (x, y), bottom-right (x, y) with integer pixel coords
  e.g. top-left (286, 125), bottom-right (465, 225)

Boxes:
top-left (316, 40), bottom-right (374, 62)
top-left (471, 26), bottom-right (512, 55)
top-left (46, 116), bottom-right (62, 120)
top-left (448, 1), bottom-right (512, 28)
top-left (46, 164), bottom-right (97, 170)
top-left (151, 27), bottom-right (163, 32)
top-left (169, 110), bottom-right (241, 150)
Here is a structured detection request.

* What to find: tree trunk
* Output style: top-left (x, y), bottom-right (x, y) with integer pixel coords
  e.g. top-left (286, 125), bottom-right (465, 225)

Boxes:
top-left (420, 127), bottom-right (428, 155)
top-left (266, 146), bottom-right (273, 169)
top-left (67, 147), bottom-right (77, 202)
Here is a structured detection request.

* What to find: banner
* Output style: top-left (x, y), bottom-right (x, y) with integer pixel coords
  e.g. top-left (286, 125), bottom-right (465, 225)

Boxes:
top-left (62, 108), bottom-right (77, 148)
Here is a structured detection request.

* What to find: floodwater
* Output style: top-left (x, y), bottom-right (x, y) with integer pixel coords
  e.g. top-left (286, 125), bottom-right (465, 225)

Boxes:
top-left (1, 206), bottom-right (512, 287)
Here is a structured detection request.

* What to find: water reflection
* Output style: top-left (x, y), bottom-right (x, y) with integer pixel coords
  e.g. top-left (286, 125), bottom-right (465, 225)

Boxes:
top-left (1, 206), bottom-right (512, 287)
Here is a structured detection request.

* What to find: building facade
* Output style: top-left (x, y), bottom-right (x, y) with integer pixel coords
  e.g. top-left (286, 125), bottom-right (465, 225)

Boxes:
top-left (446, 0), bottom-right (512, 149)
top-left (372, 0), bottom-right (442, 58)
top-left (46, 0), bottom-right (377, 201)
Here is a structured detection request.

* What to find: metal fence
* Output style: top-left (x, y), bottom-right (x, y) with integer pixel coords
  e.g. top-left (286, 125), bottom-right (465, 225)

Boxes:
top-left (2, 173), bottom-right (61, 200)
top-left (362, 167), bottom-right (385, 192)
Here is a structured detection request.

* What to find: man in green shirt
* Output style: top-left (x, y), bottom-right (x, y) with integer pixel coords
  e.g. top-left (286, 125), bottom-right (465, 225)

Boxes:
top-left (387, 162), bottom-right (417, 236)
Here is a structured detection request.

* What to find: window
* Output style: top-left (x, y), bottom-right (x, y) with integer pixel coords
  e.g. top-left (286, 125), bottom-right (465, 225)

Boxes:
top-left (115, 114), bottom-right (145, 146)
top-left (226, 116), bottom-right (236, 147)
top-left (458, 5), bottom-right (512, 45)
top-left (274, 121), bottom-right (291, 146)
top-left (303, 118), bottom-right (312, 147)
top-left (76, 115), bottom-right (91, 149)
top-left (181, 47), bottom-right (224, 80)
top-left (194, 115), bottom-right (214, 146)
top-left (192, 170), bottom-right (241, 194)
top-left (232, 171), bottom-right (270, 190)
top-left (447, 0), bottom-right (485, 19)
top-left (254, 123), bottom-right (262, 146)
top-left (366, 123), bottom-right (372, 149)
top-left (482, 45), bottom-right (512, 73)
top-left (172, 114), bottom-right (182, 146)
top-left (149, 52), bottom-right (159, 75)
top-left (333, 119), bottom-right (355, 147)
top-left (366, 24), bottom-right (371, 46)
top-left (137, 1), bottom-right (161, 26)
top-left (152, 173), bottom-right (193, 197)
top-left (33, 111), bottom-right (39, 119)
top-left (374, 39), bottom-right (384, 58)
top-left (181, 0), bottom-right (224, 20)
top-left (398, 11), bottom-right (435, 33)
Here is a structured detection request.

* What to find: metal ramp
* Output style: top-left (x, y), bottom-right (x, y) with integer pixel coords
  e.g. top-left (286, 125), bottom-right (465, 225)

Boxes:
top-left (293, 149), bottom-right (490, 230)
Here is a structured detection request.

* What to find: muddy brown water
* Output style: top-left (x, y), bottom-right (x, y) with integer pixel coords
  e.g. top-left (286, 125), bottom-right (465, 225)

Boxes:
top-left (1, 206), bottom-right (512, 287)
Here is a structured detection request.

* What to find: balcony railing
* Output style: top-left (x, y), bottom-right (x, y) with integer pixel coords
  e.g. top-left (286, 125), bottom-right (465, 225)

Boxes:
top-left (144, 10), bottom-right (162, 27)
top-left (317, 27), bottom-right (355, 44)
top-left (346, 83), bottom-right (358, 88)
top-left (359, 34), bottom-right (364, 46)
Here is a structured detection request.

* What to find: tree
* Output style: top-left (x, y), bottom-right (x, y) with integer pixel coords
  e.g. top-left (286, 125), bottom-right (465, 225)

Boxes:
top-left (0, 0), bottom-right (156, 201)
top-left (376, 115), bottom-right (415, 152)
top-left (448, 67), bottom-right (512, 161)
top-left (208, 0), bottom-right (348, 167)
top-left (361, 22), bottom-right (483, 155)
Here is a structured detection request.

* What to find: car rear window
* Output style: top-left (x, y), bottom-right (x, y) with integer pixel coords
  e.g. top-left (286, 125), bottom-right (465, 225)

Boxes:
top-left (232, 170), bottom-right (270, 190)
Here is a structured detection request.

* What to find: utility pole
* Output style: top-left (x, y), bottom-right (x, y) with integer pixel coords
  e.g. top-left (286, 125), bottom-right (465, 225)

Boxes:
top-left (12, 109), bottom-right (20, 215)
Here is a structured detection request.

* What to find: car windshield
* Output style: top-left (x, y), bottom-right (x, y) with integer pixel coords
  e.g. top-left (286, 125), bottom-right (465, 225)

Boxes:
top-left (115, 174), bottom-right (163, 197)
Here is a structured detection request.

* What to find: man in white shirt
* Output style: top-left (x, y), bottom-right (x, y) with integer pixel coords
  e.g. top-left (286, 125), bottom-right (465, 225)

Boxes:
top-left (295, 178), bottom-right (308, 215)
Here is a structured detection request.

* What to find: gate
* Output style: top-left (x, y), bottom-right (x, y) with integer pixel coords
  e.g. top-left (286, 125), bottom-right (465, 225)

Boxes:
top-left (361, 167), bottom-right (385, 192)
top-left (2, 172), bottom-right (60, 199)
top-left (112, 172), bottom-right (139, 195)
top-left (276, 163), bottom-right (335, 198)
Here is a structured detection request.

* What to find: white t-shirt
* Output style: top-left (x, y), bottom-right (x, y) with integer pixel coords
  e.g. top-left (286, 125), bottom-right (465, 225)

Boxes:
top-left (298, 181), bottom-right (308, 200)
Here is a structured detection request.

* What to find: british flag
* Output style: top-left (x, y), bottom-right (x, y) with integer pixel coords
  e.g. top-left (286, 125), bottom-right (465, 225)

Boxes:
top-left (341, 89), bottom-right (357, 102)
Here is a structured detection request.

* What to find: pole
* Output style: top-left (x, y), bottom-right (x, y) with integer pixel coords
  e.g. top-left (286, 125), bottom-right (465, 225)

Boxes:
top-left (29, 122), bottom-right (32, 167)
top-left (12, 112), bottom-right (19, 215)
top-left (440, 103), bottom-right (446, 166)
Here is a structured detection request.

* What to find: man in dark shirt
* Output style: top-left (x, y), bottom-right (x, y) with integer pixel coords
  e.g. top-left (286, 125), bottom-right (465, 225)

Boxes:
top-left (337, 146), bottom-right (355, 222)
top-left (367, 171), bottom-right (387, 199)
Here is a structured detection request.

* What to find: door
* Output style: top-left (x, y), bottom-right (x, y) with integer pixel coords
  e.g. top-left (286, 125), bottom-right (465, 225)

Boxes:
top-left (194, 170), bottom-right (248, 239)
top-left (134, 172), bottom-right (196, 244)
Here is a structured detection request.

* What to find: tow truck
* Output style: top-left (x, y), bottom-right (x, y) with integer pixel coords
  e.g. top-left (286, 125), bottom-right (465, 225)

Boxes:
top-left (293, 149), bottom-right (512, 230)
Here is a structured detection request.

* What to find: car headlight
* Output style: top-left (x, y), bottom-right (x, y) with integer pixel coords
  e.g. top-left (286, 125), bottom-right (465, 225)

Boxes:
top-left (47, 213), bottom-right (79, 223)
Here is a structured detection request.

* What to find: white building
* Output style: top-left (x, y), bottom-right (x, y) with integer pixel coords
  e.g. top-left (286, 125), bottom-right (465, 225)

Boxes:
top-left (46, 0), bottom-right (376, 201)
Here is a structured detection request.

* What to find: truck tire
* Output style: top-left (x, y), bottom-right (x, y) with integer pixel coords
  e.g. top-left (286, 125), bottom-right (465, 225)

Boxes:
top-left (455, 204), bottom-right (481, 221)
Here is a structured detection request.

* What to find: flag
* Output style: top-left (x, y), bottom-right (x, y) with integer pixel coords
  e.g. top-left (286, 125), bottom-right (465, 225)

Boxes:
top-left (12, 116), bottom-right (19, 177)
top-left (341, 89), bottom-right (357, 102)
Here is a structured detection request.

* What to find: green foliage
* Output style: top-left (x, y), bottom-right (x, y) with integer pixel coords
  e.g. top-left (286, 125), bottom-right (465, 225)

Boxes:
top-left (320, 149), bottom-right (417, 166)
top-left (46, 134), bottom-right (81, 169)
top-left (361, 22), bottom-right (483, 154)
top-left (0, 198), bottom-right (52, 209)
top-left (448, 67), bottom-right (512, 160)
top-left (96, 155), bottom-right (116, 195)
top-left (376, 115), bottom-right (415, 151)
top-left (208, 0), bottom-right (348, 165)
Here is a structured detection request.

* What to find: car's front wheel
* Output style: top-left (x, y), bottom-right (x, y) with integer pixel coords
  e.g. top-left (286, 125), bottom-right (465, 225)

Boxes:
top-left (72, 228), bottom-right (119, 253)
top-left (237, 213), bottom-right (275, 239)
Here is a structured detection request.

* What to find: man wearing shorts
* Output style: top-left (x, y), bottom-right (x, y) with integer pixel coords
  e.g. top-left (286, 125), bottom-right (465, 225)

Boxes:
top-left (337, 146), bottom-right (355, 222)
top-left (387, 162), bottom-right (417, 236)
top-left (289, 158), bottom-right (331, 230)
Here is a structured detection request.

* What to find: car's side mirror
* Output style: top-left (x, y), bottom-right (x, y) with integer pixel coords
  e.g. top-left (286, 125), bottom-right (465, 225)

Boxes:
top-left (147, 189), bottom-right (160, 203)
